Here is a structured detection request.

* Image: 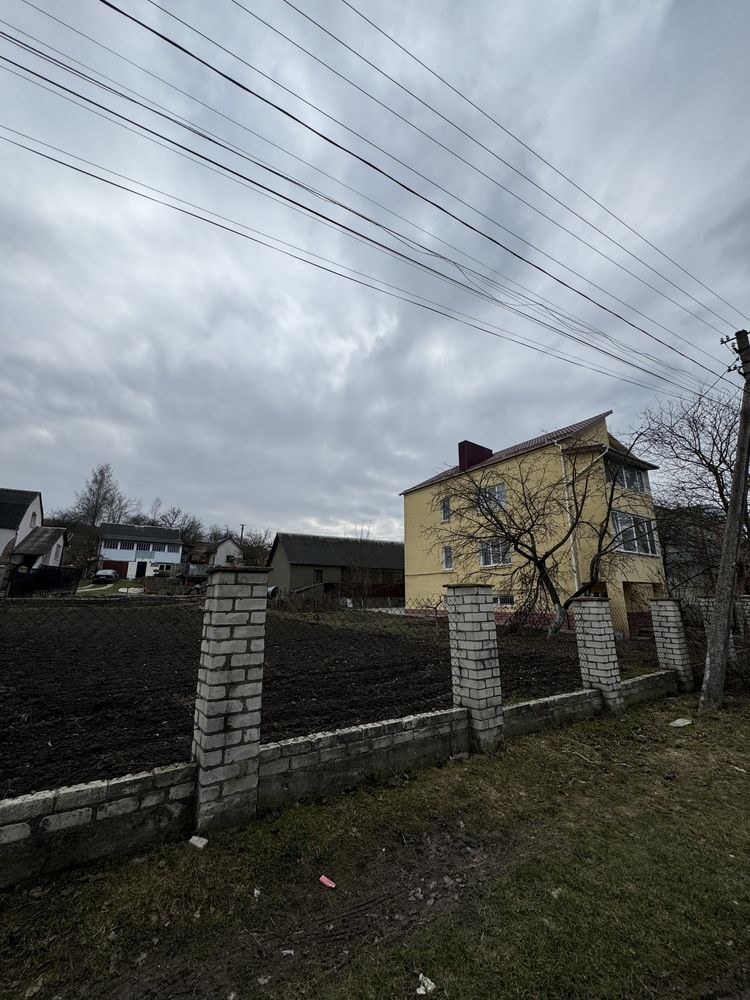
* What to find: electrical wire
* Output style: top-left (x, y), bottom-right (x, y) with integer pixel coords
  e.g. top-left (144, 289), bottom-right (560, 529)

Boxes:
top-left (5, 7), bottom-right (663, 362)
top-left (0, 128), bottom-right (705, 402)
top-left (0, 41), bottom-right (717, 396)
top-left (338, 0), bottom-right (750, 326)
top-left (90, 0), bottom-right (735, 387)
top-left (232, 0), bottom-right (732, 335)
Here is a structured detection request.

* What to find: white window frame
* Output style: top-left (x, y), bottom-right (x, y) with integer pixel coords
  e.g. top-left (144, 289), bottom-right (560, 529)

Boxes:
top-left (479, 538), bottom-right (511, 567)
top-left (167, 543), bottom-right (181, 553)
top-left (612, 511), bottom-right (658, 555)
top-left (440, 497), bottom-right (451, 522)
top-left (479, 483), bottom-right (506, 509)
top-left (119, 540), bottom-right (135, 550)
top-left (442, 545), bottom-right (453, 570)
top-left (606, 460), bottom-right (649, 495)
top-left (136, 541), bottom-right (151, 551)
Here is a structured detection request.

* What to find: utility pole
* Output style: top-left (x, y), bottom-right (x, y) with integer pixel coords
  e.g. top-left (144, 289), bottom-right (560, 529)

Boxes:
top-left (700, 329), bottom-right (750, 713)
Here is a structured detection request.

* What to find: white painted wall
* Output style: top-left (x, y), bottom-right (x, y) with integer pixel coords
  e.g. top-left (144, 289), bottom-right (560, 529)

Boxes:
top-left (14, 495), bottom-right (42, 546)
top-left (210, 538), bottom-right (243, 566)
top-left (99, 538), bottom-right (183, 578)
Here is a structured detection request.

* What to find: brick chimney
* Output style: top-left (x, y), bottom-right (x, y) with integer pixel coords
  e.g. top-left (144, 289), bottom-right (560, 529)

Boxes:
top-left (458, 440), bottom-right (493, 471)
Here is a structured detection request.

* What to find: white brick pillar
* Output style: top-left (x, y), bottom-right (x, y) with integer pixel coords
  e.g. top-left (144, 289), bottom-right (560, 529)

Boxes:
top-left (193, 566), bottom-right (268, 833)
top-left (649, 599), bottom-right (693, 692)
top-left (697, 597), bottom-right (737, 664)
top-left (572, 598), bottom-right (624, 713)
top-left (444, 584), bottom-right (504, 751)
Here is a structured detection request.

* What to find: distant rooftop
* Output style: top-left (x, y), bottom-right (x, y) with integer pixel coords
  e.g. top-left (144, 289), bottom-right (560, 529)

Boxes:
top-left (0, 488), bottom-right (40, 530)
top-left (269, 533), bottom-right (404, 570)
top-left (99, 522), bottom-right (182, 542)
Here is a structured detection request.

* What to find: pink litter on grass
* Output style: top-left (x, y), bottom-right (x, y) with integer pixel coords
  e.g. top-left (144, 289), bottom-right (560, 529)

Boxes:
top-left (319, 875), bottom-right (336, 889)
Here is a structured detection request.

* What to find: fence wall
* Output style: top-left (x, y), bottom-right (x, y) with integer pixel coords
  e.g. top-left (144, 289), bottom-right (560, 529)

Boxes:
top-left (0, 575), bottom-right (693, 888)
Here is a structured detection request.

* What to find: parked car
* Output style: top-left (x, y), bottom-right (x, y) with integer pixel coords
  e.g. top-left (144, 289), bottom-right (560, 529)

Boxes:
top-left (92, 569), bottom-right (119, 584)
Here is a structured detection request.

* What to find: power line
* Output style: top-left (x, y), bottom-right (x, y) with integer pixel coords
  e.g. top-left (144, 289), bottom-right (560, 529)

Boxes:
top-left (0, 129), bottom-right (705, 402)
top-left (234, 0), bottom-right (733, 334)
top-left (0, 39), bottom-right (717, 395)
top-left (338, 0), bottom-right (750, 327)
top-left (134, 0), bottom-right (729, 370)
top-left (0, 21), bottom-right (702, 387)
top-left (5, 6), bottom-right (673, 369)
top-left (2, 62), bottom-right (708, 401)
top-left (90, 0), bottom-right (735, 386)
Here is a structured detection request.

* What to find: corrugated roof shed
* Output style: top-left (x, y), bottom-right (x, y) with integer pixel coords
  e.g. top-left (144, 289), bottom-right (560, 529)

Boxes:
top-left (0, 489), bottom-right (39, 530)
top-left (401, 411), bottom-right (614, 495)
top-left (13, 526), bottom-right (66, 556)
top-left (271, 533), bottom-right (404, 570)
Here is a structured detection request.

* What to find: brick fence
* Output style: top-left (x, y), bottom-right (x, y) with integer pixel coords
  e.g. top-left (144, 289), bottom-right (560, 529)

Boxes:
top-left (0, 570), bottom-right (694, 888)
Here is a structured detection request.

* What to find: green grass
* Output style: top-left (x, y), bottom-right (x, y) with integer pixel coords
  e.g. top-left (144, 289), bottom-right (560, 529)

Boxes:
top-left (2, 696), bottom-right (750, 999)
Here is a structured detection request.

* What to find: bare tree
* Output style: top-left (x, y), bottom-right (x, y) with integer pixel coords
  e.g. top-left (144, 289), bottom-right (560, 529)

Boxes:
top-left (343, 526), bottom-right (373, 608)
top-left (640, 393), bottom-right (749, 590)
top-left (429, 437), bottom-right (646, 633)
top-left (237, 527), bottom-right (273, 566)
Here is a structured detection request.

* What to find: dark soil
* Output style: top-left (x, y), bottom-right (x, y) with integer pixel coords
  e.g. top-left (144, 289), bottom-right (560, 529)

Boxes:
top-left (0, 600), bottom-right (655, 797)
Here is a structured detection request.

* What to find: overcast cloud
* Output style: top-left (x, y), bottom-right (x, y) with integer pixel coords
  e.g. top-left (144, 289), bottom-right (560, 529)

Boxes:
top-left (1, 0), bottom-right (748, 539)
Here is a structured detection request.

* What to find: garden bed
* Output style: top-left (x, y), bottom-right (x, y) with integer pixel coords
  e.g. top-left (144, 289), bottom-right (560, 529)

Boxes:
top-left (0, 601), bottom-right (648, 797)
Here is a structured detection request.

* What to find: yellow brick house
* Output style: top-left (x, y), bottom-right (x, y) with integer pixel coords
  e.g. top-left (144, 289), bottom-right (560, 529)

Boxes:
top-left (401, 411), bottom-right (667, 635)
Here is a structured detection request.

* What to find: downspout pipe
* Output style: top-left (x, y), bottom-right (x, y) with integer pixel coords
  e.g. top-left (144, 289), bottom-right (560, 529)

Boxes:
top-left (556, 442), bottom-right (582, 593)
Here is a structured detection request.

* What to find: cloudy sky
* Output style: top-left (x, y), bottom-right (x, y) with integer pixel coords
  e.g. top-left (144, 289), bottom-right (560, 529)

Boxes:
top-left (1, 0), bottom-right (748, 539)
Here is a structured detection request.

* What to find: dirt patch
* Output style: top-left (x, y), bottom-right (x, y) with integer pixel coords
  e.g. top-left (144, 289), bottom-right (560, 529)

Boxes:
top-left (2, 600), bottom-right (600, 797)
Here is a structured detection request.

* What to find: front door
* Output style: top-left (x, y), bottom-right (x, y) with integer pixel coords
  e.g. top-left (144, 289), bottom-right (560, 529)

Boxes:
top-left (135, 561), bottom-right (147, 578)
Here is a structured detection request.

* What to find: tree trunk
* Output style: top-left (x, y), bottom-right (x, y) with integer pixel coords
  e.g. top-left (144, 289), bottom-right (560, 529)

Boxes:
top-left (548, 602), bottom-right (566, 635)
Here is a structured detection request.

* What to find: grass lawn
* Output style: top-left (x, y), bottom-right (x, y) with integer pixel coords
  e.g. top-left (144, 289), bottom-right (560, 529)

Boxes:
top-left (2, 695), bottom-right (749, 999)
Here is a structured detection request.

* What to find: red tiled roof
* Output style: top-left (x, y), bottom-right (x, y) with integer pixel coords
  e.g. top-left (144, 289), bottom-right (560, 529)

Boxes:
top-left (401, 411), bottom-right (613, 495)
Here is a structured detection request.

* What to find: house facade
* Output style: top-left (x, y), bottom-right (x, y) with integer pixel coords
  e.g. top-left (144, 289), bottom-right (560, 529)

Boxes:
top-left (0, 489), bottom-right (67, 568)
top-left (98, 523), bottom-right (183, 579)
top-left (402, 412), bottom-right (667, 634)
top-left (182, 536), bottom-right (244, 577)
top-left (267, 533), bottom-right (404, 599)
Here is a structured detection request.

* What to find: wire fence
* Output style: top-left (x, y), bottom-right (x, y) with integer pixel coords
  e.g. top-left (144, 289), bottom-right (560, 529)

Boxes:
top-left (1, 587), bottom-right (690, 800)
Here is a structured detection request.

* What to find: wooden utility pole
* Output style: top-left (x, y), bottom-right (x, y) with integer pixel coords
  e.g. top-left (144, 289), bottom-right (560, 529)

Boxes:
top-left (700, 329), bottom-right (750, 713)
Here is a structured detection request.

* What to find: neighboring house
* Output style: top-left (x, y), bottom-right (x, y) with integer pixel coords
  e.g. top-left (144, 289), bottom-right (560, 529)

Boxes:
top-left (210, 535), bottom-right (244, 568)
top-left (98, 523), bottom-right (183, 579)
top-left (182, 535), bottom-right (244, 577)
top-left (0, 488), bottom-right (67, 568)
top-left (654, 504), bottom-right (724, 604)
top-left (402, 411), bottom-right (666, 633)
top-left (267, 533), bottom-right (405, 599)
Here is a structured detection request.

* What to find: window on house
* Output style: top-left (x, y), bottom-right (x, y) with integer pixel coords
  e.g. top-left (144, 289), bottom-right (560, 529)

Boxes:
top-left (152, 542), bottom-right (166, 552)
top-left (167, 543), bottom-right (181, 553)
top-left (479, 538), bottom-right (511, 566)
top-left (119, 540), bottom-right (135, 550)
top-left (612, 511), bottom-right (658, 555)
top-left (30, 512), bottom-right (37, 527)
top-left (442, 546), bottom-right (453, 570)
top-left (104, 539), bottom-right (119, 549)
top-left (314, 569), bottom-right (323, 583)
top-left (440, 497), bottom-right (451, 522)
top-left (479, 483), bottom-right (506, 510)
top-left (491, 594), bottom-right (514, 606)
top-left (606, 459), bottom-right (648, 494)
top-left (226, 554), bottom-right (236, 565)
top-left (136, 541), bottom-right (151, 551)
